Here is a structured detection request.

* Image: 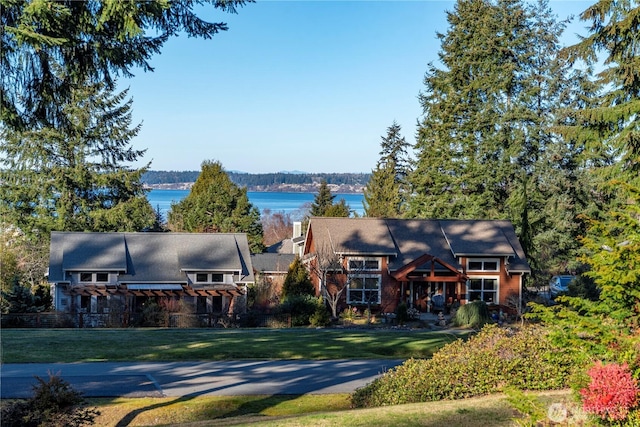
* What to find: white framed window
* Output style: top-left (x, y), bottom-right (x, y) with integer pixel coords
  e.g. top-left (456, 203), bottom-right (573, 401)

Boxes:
top-left (468, 277), bottom-right (499, 303)
top-left (347, 275), bottom-right (381, 304)
top-left (79, 272), bottom-right (109, 283)
top-left (347, 257), bottom-right (380, 271)
top-left (194, 273), bottom-right (226, 284)
top-left (467, 258), bottom-right (499, 272)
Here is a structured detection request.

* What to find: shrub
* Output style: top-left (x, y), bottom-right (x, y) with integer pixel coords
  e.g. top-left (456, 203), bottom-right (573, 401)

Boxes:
top-left (276, 294), bottom-right (319, 326)
top-left (351, 324), bottom-right (577, 408)
top-left (453, 300), bottom-right (491, 328)
top-left (395, 302), bottom-right (409, 324)
top-left (139, 300), bottom-right (168, 327)
top-left (1, 372), bottom-right (99, 427)
top-left (309, 300), bottom-right (331, 327)
top-left (580, 361), bottom-right (639, 422)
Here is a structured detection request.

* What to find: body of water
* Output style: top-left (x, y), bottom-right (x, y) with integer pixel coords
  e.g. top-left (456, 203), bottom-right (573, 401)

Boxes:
top-left (148, 189), bottom-right (365, 218)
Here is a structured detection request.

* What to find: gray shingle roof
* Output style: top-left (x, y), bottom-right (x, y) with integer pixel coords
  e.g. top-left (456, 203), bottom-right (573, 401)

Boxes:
top-left (308, 217), bottom-right (397, 255)
top-left (251, 253), bottom-right (295, 273)
top-left (306, 217), bottom-right (531, 274)
top-left (49, 232), bottom-right (255, 284)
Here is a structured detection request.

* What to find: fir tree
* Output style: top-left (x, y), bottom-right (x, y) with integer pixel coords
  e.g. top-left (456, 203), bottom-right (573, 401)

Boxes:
top-left (407, 0), bottom-right (584, 283)
top-left (363, 122), bottom-right (410, 218)
top-left (0, 81), bottom-right (155, 235)
top-left (310, 180), bottom-right (336, 217)
top-left (168, 160), bottom-right (265, 253)
top-left (309, 180), bottom-right (351, 218)
top-left (1, 0), bottom-right (248, 131)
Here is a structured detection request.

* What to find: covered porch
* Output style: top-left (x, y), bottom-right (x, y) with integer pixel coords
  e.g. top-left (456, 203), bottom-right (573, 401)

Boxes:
top-left (65, 283), bottom-right (245, 327)
top-left (391, 254), bottom-right (468, 313)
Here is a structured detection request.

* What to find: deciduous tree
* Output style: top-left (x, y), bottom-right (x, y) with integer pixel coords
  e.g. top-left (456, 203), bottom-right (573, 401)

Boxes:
top-left (261, 209), bottom-right (293, 247)
top-left (306, 243), bottom-right (345, 319)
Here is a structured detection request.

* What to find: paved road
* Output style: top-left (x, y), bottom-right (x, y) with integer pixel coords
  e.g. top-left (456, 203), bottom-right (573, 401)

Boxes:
top-left (1, 360), bottom-right (403, 398)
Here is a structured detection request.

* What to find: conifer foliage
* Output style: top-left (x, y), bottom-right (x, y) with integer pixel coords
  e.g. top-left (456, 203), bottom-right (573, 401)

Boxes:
top-left (168, 160), bottom-right (265, 253)
top-left (0, 81), bottom-right (155, 235)
top-left (1, 0), bottom-right (249, 130)
top-left (310, 180), bottom-right (350, 217)
top-left (363, 121), bottom-right (410, 218)
top-left (282, 256), bottom-right (315, 299)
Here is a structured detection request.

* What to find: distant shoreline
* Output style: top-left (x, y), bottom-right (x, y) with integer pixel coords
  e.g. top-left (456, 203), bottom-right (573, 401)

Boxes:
top-left (144, 182), bottom-right (365, 194)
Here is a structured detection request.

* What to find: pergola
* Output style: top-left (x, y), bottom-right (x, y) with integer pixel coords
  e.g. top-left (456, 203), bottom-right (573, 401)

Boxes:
top-left (68, 284), bottom-right (244, 298)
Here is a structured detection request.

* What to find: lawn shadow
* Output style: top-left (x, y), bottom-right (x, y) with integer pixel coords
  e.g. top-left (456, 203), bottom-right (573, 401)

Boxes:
top-left (115, 395), bottom-right (197, 427)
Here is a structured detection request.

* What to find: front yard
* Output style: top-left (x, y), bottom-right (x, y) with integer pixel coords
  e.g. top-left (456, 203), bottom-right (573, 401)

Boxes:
top-left (0, 327), bottom-right (469, 363)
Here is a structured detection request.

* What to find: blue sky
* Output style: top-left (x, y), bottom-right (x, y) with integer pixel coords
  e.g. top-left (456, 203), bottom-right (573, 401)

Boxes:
top-left (123, 0), bottom-right (592, 174)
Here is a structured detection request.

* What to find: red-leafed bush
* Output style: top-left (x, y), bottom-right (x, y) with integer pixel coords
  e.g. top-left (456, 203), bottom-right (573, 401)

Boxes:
top-left (580, 361), bottom-right (639, 422)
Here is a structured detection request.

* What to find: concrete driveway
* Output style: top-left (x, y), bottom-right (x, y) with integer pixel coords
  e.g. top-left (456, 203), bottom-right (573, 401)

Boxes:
top-left (1, 359), bottom-right (403, 398)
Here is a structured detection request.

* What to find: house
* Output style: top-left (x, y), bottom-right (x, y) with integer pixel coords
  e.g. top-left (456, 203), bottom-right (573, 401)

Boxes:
top-left (303, 217), bottom-right (530, 315)
top-left (250, 252), bottom-right (295, 308)
top-left (48, 231), bottom-right (254, 325)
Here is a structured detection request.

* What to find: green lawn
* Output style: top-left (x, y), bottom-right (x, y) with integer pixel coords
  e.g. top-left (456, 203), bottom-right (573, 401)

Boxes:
top-left (0, 327), bottom-right (468, 363)
top-left (89, 390), bottom-right (576, 426)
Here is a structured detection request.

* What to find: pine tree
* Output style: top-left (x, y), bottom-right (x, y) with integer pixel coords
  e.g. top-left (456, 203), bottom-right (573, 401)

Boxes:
top-left (0, 81), bottom-right (155, 235)
top-left (168, 160), bottom-right (265, 253)
top-left (363, 122), bottom-right (410, 218)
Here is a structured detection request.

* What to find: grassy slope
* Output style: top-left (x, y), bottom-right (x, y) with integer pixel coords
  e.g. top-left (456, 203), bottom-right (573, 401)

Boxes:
top-left (90, 390), bottom-right (575, 426)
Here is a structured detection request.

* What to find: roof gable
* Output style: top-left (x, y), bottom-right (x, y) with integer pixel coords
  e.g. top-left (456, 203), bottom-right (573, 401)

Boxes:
top-left (49, 232), bottom-right (255, 284)
top-left (307, 217), bottom-right (397, 255)
top-left (440, 220), bottom-right (515, 257)
top-left (305, 218), bottom-right (530, 274)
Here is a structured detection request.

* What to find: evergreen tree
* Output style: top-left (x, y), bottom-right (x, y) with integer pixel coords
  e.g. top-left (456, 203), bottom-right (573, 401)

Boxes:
top-left (281, 256), bottom-right (315, 299)
top-left (310, 180), bottom-right (336, 217)
top-left (363, 122), bottom-right (410, 217)
top-left (309, 180), bottom-right (351, 218)
top-left (561, 0), bottom-right (640, 189)
top-left (408, 0), bottom-right (538, 220)
top-left (168, 160), bottom-right (265, 253)
top-left (0, 81), bottom-right (155, 235)
top-left (1, 0), bottom-right (248, 131)
top-left (561, 0), bottom-right (640, 326)
top-left (407, 0), bottom-right (586, 283)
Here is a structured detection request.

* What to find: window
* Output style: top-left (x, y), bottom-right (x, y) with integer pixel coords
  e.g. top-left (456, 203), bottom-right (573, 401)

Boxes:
top-left (348, 258), bottom-right (380, 271)
top-left (467, 259), bottom-right (499, 272)
top-left (468, 278), bottom-right (498, 303)
top-left (194, 273), bottom-right (225, 283)
top-left (79, 272), bottom-right (109, 282)
top-left (347, 275), bottom-right (381, 304)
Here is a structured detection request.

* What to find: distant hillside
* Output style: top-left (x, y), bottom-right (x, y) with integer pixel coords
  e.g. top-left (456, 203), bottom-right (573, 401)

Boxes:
top-left (142, 171), bottom-right (371, 193)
